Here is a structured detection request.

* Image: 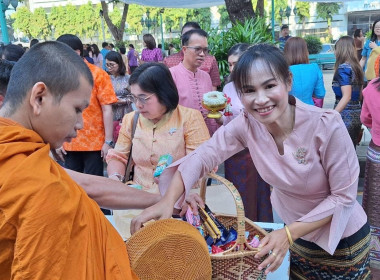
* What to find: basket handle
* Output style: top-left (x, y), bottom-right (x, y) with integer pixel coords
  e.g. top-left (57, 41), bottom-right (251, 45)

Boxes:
top-left (200, 173), bottom-right (246, 249)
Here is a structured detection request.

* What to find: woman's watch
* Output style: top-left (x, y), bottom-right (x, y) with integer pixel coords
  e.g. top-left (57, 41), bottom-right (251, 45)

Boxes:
top-left (105, 140), bottom-right (114, 148)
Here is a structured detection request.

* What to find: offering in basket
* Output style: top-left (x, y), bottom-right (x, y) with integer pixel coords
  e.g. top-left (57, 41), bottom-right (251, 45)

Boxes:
top-left (202, 91), bottom-right (228, 119)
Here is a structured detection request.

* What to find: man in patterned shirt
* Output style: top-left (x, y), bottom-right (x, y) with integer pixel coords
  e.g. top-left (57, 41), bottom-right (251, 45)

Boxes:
top-left (55, 35), bottom-right (117, 214)
top-left (164, 21), bottom-right (221, 90)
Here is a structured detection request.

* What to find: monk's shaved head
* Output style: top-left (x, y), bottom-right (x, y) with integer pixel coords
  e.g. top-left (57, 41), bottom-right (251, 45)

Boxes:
top-left (3, 41), bottom-right (93, 113)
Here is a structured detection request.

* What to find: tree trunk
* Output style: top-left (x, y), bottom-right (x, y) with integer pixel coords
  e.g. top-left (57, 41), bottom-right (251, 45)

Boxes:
top-left (224, 0), bottom-right (255, 24)
top-left (255, 0), bottom-right (264, 18)
top-left (100, 1), bottom-right (129, 43)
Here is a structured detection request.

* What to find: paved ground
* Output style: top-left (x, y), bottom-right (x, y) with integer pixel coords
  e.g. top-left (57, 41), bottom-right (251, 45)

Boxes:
top-left (213, 69), bottom-right (367, 222)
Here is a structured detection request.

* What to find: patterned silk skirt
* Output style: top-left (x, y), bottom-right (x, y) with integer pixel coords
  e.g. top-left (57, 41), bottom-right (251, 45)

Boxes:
top-left (362, 140), bottom-right (380, 271)
top-left (335, 100), bottom-right (362, 146)
top-left (290, 223), bottom-right (371, 279)
top-left (224, 148), bottom-right (273, 222)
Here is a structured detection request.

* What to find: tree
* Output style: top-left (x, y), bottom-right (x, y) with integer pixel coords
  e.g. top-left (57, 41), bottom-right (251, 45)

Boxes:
top-left (316, 2), bottom-right (341, 42)
top-left (30, 8), bottom-right (50, 39)
top-left (295, 2), bottom-right (310, 23)
top-left (100, 1), bottom-right (129, 43)
top-left (12, 6), bottom-right (33, 39)
top-left (255, 0), bottom-right (264, 18)
top-left (77, 2), bottom-right (99, 40)
top-left (224, 0), bottom-right (255, 24)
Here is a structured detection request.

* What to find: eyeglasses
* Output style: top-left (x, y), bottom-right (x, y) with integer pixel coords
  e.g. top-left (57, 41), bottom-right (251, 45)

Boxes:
top-left (129, 93), bottom-right (155, 105)
top-left (186, 46), bottom-right (209, 55)
top-left (106, 63), bottom-right (118, 68)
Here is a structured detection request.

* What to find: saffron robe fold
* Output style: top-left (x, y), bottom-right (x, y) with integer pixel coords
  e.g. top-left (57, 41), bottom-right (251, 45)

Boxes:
top-left (0, 117), bottom-right (138, 280)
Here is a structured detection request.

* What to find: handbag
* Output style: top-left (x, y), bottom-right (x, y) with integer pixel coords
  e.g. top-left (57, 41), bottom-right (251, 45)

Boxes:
top-left (124, 111), bottom-right (139, 183)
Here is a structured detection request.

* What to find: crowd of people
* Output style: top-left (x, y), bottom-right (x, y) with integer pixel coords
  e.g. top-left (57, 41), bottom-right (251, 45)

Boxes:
top-left (0, 18), bottom-right (380, 279)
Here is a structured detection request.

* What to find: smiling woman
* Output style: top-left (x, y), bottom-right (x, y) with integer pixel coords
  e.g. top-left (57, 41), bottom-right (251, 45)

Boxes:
top-left (132, 44), bottom-right (371, 279)
top-left (106, 63), bottom-right (210, 239)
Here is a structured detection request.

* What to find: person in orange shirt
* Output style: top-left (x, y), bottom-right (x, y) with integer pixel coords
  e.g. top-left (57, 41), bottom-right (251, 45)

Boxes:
top-left (54, 34), bottom-right (117, 215)
top-left (0, 41), bottom-right (160, 279)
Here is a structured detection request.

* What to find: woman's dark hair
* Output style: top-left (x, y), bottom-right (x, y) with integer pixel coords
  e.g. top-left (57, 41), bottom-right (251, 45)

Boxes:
top-left (91, 44), bottom-right (100, 57)
top-left (129, 44), bottom-right (134, 49)
top-left (105, 51), bottom-right (126, 76)
top-left (143, 34), bottom-right (156, 50)
top-left (227, 43), bottom-right (250, 59)
top-left (2, 44), bottom-right (25, 62)
top-left (129, 63), bottom-right (178, 112)
top-left (370, 19), bottom-right (380, 42)
top-left (334, 36), bottom-right (363, 86)
top-left (353, 29), bottom-right (362, 38)
top-left (231, 43), bottom-right (291, 96)
top-left (283, 37), bottom-right (309, 65)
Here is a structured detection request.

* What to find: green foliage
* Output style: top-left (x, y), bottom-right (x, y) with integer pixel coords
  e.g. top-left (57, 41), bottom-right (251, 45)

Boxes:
top-left (316, 3), bottom-right (340, 23)
top-left (268, 0), bottom-right (288, 23)
top-left (207, 18), bottom-right (273, 83)
top-left (218, 5), bottom-right (230, 28)
top-left (295, 2), bottom-right (310, 23)
top-left (77, 2), bottom-right (99, 40)
top-left (12, 6), bottom-right (32, 39)
top-left (30, 8), bottom-right (50, 39)
top-left (304, 35), bottom-right (322, 54)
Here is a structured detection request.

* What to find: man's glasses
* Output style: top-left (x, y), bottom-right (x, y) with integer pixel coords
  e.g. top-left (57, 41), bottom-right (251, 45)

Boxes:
top-left (186, 46), bottom-right (209, 55)
top-left (129, 93), bottom-right (154, 105)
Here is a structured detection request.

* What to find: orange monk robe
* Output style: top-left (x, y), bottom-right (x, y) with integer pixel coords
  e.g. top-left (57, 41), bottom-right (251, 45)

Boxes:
top-left (0, 117), bottom-right (138, 280)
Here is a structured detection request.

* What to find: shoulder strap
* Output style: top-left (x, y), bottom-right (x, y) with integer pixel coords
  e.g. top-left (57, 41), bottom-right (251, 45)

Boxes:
top-left (124, 111), bottom-right (139, 182)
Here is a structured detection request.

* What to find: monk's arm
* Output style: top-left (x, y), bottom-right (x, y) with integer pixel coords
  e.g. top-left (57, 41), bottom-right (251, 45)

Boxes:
top-left (65, 168), bottom-right (161, 210)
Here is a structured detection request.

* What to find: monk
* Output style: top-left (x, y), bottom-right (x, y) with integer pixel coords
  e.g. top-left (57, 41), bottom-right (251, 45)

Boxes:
top-left (0, 41), bottom-right (157, 279)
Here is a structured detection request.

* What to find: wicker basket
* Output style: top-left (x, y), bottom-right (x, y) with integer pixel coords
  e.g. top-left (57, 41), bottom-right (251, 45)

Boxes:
top-left (126, 219), bottom-right (212, 280)
top-left (200, 173), bottom-right (268, 280)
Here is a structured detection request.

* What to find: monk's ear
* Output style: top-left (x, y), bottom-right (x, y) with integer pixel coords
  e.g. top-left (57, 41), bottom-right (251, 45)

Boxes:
top-left (29, 82), bottom-right (49, 116)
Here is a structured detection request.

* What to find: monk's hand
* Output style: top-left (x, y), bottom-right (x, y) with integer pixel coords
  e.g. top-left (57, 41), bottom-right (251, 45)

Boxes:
top-left (130, 200), bottom-right (173, 235)
top-left (179, 193), bottom-right (205, 216)
top-left (254, 228), bottom-right (290, 275)
top-left (53, 147), bottom-right (66, 162)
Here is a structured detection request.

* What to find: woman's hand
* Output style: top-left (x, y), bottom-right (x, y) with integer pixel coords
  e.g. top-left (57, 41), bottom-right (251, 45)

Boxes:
top-left (179, 193), bottom-right (205, 216)
top-left (254, 228), bottom-right (290, 275)
top-left (369, 41), bottom-right (378, 49)
top-left (130, 199), bottom-right (174, 235)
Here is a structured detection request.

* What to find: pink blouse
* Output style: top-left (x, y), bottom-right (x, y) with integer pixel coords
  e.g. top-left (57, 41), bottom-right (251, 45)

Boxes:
top-left (222, 82), bottom-right (243, 125)
top-left (169, 63), bottom-right (219, 136)
top-left (159, 99), bottom-right (367, 255)
top-left (361, 79), bottom-right (380, 146)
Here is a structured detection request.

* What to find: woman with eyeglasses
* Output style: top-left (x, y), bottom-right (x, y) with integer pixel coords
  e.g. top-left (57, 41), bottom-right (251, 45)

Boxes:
top-left (106, 63), bottom-right (210, 239)
top-left (105, 51), bottom-right (133, 142)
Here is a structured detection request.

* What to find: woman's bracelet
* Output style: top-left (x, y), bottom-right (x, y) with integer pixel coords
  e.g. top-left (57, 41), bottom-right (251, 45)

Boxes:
top-left (284, 225), bottom-right (294, 246)
top-left (108, 172), bottom-right (125, 182)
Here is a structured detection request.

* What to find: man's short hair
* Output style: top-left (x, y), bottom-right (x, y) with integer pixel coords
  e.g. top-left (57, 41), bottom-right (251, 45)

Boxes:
top-left (0, 59), bottom-right (14, 97)
top-left (1, 44), bottom-right (25, 62)
top-left (169, 43), bottom-right (174, 48)
top-left (281, 24), bottom-right (289, 31)
top-left (181, 21), bottom-right (201, 34)
top-left (181, 29), bottom-right (208, 46)
top-left (30, 38), bottom-right (39, 48)
top-left (119, 47), bottom-right (126, 55)
top-left (4, 41), bottom-right (93, 112)
top-left (102, 42), bottom-right (109, 48)
top-left (129, 44), bottom-right (134, 49)
top-left (57, 34), bottom-right (84, 57)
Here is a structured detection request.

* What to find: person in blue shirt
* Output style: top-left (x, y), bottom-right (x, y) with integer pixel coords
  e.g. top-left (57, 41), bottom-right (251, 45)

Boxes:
top-left (100, 41), bottom-right (111, 70)
top-left (284, 37), bottom-right (325, 106)
top-left (278, 25), bottom-right (291, 51)
top-left (333, 36), bottom-right (364, 146)
top-left (360, 19), bottom-right (380, 81)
